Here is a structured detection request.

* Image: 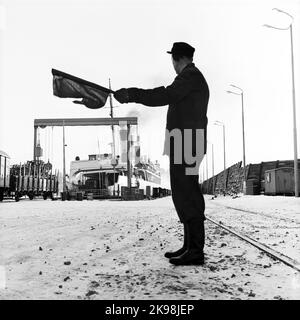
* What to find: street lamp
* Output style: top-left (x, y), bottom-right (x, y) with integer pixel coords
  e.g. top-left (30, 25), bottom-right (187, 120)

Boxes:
top-left (227, 85), bottom-right (246, 191)
top-left (263, 8), bottom-right (299, 197)
top-left (205, 152), bottom-right (209, 181)
top-left (214, 120), bottom-right (226, 171)
top-left (207, 140), bottom-right (215, 177)
top-left (207, 141), bottom-right (215, 194)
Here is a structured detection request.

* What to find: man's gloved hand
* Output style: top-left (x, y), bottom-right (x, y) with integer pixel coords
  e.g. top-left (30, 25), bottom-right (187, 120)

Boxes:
top-left (114, 88), bottom-right (130, 104)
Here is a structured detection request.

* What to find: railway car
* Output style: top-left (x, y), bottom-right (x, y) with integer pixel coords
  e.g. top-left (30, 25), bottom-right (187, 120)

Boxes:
top-left (10, 161), bottom-right (59, 201)
top-left (0, 150), bottom-right (11, 201)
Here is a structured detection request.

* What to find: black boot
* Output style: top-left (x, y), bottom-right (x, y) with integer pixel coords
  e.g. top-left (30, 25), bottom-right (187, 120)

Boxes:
top-left (169, 219), bottom-right (205, 266)
top-left (164, 223), bottom-right (188, 258)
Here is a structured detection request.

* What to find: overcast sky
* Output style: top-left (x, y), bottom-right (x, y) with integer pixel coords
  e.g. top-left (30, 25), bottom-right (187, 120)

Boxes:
top-left (0, 0), bottom-right (299, 180)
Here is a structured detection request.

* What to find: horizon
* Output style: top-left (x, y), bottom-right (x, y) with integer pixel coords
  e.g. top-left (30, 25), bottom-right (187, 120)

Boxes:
top-left (0, 0), bottom-right (299, 181)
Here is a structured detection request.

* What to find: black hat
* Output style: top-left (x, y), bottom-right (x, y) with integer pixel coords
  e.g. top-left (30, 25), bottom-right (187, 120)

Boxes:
top-left (167, 42), bottom-right (195, 57)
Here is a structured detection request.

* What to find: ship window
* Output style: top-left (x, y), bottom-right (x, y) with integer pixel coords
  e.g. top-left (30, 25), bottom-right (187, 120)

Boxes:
top-left (89, 155), bottom-right (97, 160)
top-left (138, 170), bottom-right (145, 180)
top-left (108, 173), bottom-right (119, 185)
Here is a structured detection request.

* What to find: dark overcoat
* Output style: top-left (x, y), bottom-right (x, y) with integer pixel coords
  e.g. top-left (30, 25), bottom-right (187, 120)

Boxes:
top-left (127, 62), bottom-right (209, 154)
top-left (127, 63), bottom-right (209, 222)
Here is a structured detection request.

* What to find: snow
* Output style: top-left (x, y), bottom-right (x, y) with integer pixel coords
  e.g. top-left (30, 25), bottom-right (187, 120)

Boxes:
top-left (0, 195), bottom-right (300, 300)
top-left (208, 195), bottom-right (300, 261)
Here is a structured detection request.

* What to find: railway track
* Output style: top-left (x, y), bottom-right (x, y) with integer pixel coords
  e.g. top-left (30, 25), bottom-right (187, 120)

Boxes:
top-left (206, 216), bottom-right (300, 273)
top-left (210, 201), bottom-right (300, 226)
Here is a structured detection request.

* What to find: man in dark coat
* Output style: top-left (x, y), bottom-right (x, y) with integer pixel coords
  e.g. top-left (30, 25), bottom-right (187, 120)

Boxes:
top-left (114, 42), bottom-right (209, 265)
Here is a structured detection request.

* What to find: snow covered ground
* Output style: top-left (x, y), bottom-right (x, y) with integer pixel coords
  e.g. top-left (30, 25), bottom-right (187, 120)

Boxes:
top-left (207, 195), bottom-right (300, 262)
top-left (0, 195), bottom-right (300, 300)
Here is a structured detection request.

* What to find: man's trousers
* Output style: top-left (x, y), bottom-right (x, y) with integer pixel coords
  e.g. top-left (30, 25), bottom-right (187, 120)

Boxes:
top-left (168, 128), bottom-right (206, 223)
top-left (169, 159), bottom-right (206, 223)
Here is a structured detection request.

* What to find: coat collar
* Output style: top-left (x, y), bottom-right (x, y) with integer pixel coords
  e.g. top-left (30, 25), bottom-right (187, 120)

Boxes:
top-left (180, 62), bottom-right (195, 74)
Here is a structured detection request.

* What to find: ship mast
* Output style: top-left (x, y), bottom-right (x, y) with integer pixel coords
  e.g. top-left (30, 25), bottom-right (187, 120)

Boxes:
top-left (109, 79), bottom-right (116, 159)
top-left (109, 79), bottom-right (117, 196)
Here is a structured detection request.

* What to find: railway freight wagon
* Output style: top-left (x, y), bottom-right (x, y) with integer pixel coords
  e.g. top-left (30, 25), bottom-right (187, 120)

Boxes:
top-left (0, 150), bottom-right (11, 201)
top-left (9, 161), bottom-right (59, 201)
top-left (264, 167), bottom-right (300, 196)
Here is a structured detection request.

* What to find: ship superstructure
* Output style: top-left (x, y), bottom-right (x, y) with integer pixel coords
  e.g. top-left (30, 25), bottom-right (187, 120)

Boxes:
top-left (69, 152), bottom-right (161, 198)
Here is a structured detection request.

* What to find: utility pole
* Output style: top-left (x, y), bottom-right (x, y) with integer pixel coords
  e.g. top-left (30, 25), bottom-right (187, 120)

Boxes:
top-left (227, 85), bottom-right (246, 192)
top-left (211, 142), bottom-right (216, 195)
top-left (206, 153), bottom-right (209, 180)
top-left (62, 120), bottom-right (66, 195)
top-left (214, 121), bottom-right (226, 171)
top-left (211, 143), bottom-right (215, 177)
top-left (241, 91), bottom-right (246, 183)
top-left (290, 23), bottom-right (299, 197)
top-left (223, 124), bottom-right (226, 171)
top-left (263, 8), bottom-right (299, 197)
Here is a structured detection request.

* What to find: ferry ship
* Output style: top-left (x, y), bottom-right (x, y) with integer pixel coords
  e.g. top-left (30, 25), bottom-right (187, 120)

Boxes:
top-left (67, 83), bottom-right (162, 198)
top-left (69, 152), bottom-right (161, 198)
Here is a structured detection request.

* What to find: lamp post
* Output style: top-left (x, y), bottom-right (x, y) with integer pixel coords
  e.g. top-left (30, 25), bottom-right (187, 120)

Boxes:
top-left (227, 85), bottom-right (246, 192)
top-left (214, 121), bottom-right (226, 171)
top-left (263, 8), bottom-right (299, 197)
top-left (207, 141), bottom-right (215, 194)
top-left (205, 153), bottom-right (209, 181)
top-left (207, 141), bottom-right (215, 177)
